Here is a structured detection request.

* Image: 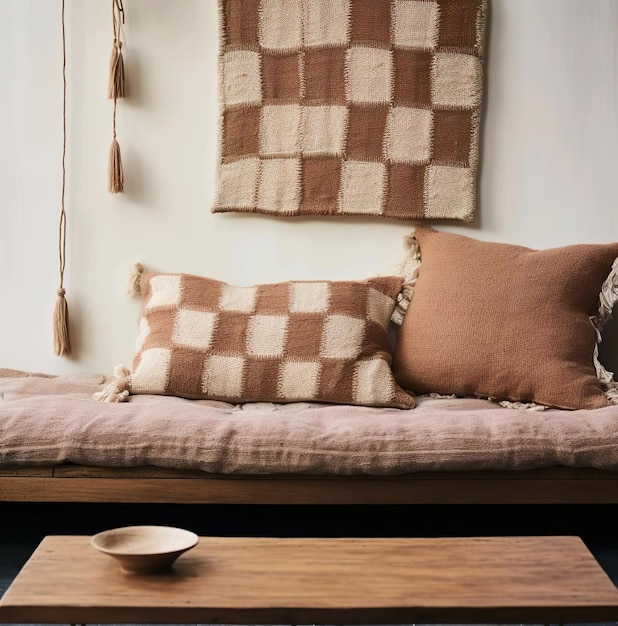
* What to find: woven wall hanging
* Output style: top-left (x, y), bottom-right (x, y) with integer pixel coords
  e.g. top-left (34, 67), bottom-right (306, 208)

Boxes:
top-left (212, 0), bottom-right (486, 222)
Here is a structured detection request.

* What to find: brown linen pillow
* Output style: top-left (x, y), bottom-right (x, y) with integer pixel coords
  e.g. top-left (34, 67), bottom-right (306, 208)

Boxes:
top-left (97, 268), bottom-right (415, 408)
top-left (392, 225), bottom-right (618, 410)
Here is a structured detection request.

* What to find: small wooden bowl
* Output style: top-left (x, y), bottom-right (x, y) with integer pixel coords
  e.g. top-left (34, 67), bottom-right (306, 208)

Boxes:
top-left (91, 525), bottom-right (199, 574)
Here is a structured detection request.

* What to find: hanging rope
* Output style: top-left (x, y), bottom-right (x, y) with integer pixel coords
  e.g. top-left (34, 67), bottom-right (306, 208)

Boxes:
top-left (53, 0), bottom-right (71, 357)
top-left (108, 0), bottom-right (125, 193)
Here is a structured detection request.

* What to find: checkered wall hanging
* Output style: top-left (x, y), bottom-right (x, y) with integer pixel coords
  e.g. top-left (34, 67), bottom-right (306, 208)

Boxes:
top-left (212, 0), bottom-right (486, 222)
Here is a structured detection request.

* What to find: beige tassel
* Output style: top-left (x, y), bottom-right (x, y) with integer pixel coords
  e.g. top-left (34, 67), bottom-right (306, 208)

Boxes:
top-left (93, 379), bottom-right (130, 403)
top-left (127, 262), bottom-right (145, 297)
top-left (108, 137), bottom-right (124, 193)
top-left (53, 288), bottom-right (71, 357)
top-left (92, 364), bottom-right (131, 403)
top-left (108, 40), bottom-right (125, 100)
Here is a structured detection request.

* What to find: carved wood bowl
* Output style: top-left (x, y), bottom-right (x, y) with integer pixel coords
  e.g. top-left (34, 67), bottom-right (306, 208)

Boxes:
top-left (91, 525), bottom-right (199, 574)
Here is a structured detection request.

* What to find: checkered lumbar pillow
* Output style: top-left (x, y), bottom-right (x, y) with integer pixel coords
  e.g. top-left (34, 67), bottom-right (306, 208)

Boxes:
top-left (212, 0), bottom-right (486, 221)
top-left (95, 266), bottom-right (415, 408)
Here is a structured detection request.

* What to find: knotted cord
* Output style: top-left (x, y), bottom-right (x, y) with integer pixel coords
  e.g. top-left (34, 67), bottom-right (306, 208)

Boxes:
top-left (53, 0), bottom-right (71, 357)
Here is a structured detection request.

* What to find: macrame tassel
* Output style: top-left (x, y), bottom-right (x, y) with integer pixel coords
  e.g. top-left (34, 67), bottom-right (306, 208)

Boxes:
top-left (93, 364), bottom-right (131, 403)
top-left (108, 40), bottom-right (125, 100)
top-left (53, 288), bottom-right (71, 357)
top-left (128, 262), bottom-right (145, 297)
top-left (93, 379), bottom-right (130, 403)
top-left (108, 138), bottom-right (124, 193)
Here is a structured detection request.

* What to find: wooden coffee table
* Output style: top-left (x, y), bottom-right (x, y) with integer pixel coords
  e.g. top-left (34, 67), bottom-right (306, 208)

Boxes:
top-left (1, 535), bottom-right (618, 624)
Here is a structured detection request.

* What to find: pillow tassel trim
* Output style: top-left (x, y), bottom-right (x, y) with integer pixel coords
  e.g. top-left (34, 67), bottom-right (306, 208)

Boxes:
top-left (127, 262), bottom-right (145, 297)
top-left (392, 230), bottom-right (421, 326)
top-left (93, 364), bottom-right (131, 403)
top-left (498, 400), bottom-right (548, 412)
top-left (93, 263), bottom-right (146, 403)
top-left (593, 256), bottom-right (618, 404)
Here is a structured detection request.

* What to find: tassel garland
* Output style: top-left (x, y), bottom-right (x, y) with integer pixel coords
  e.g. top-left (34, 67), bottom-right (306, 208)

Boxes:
top-left (108, 136), bottom-right (124, 194)
top-left (108, 0), bottom-right (125, 194)
top-left (53, 288), bottom-right (71, 357)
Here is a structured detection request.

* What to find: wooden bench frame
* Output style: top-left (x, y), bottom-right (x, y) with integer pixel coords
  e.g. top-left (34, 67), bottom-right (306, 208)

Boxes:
top-left (2, 465), bottom-right (618, 504)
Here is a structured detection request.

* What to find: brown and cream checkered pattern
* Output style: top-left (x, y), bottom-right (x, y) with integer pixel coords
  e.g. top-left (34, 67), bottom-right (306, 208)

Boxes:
top-left (212, 0), bottom-right (486, 221)
top-left (127, 271), bottom-right (415, 408)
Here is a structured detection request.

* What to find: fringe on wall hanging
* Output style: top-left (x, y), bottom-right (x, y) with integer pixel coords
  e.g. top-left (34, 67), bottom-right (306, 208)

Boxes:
top-left (54, 0), bottom-right (71, 357)
top-left (108, 0), bottom-right (125, 193)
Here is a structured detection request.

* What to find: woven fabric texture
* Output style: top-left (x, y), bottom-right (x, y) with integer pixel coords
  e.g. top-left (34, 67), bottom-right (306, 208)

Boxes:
top-left (5, 369), bottom-right (618, 473)
top-left (212, 0), bottom-right (486, 221)
top-left (393, 226), bottom-right (618, 410)
top-left (125, 271), bottom-right (414, 408)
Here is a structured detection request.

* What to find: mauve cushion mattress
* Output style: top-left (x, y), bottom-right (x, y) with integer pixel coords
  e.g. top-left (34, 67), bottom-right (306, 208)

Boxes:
top-left (1, 369), bottom-right (618, 474)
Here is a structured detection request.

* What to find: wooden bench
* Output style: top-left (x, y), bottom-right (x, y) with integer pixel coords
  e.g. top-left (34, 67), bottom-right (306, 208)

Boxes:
top-left (3, 464), bottom-right (618, 504)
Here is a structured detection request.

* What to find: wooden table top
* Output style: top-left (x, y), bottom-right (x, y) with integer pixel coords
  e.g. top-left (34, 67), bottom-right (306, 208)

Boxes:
top-left (1, 535), bottom-right (618, 624)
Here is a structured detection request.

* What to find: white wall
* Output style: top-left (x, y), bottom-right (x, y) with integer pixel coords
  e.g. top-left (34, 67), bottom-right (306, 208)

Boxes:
top-left (2, 0), bottom-right (618, 376)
